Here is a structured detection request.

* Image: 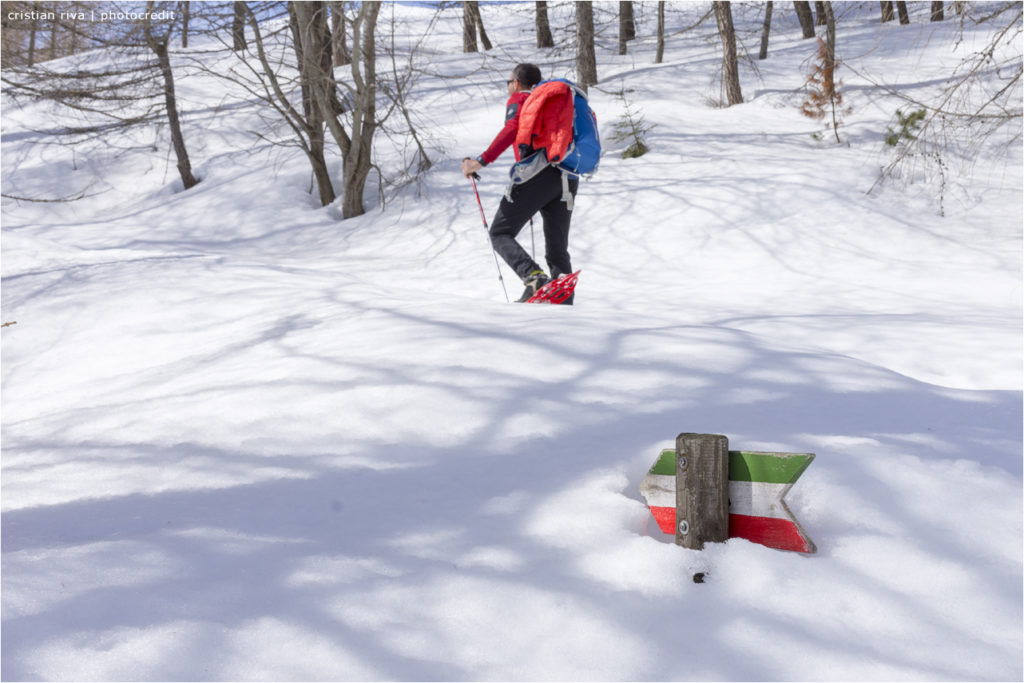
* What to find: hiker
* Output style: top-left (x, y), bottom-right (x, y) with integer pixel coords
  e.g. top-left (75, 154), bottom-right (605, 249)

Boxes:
top-left (461, 63), bottom-right (579, 303)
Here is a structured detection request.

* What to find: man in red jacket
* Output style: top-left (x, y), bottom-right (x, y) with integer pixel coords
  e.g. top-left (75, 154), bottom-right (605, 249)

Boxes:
top-left (461, 63), bottom-right (579, 303)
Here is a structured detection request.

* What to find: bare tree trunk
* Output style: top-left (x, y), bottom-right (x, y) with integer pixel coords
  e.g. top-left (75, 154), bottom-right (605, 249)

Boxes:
top-left (536, 1), bottom-right (554, 48)
top-left (619, 1), bottom-right (636, 55)
top-left (576, 1), bottom-right (597, 90)
top-left (474, 2), bottom-right (492, 51)
top-left (714, 1), bottom-right (743, 106)
top-left (45, 23), bottom-right (54, 60)
top-left (330, 1), bottom-right (351, 66)
top-left (288, 2), bottom-right (335, 206)
top-left (144, 3), bottom-right (199, 190)
top-left (69, 6), bottom-right (83, 54)
top-left (291, 1), bottom-right (379, 217)
top-left (462, 1), bottom-right (477, 52)
top-left (823, 1), bottom-right (836, 90)
top-left (880, 1), bottom-right (895, 22)
top-left (232, 1), bottom-right (246, 51)
top-left (619, 3), bottom-right (628, 55)
top-left (759, 1), bottom-right (773, 60)
top-left (28, 12), bottom-right (37, 66)
top-left (794, 1), bottom-right (815, 38)
top-left (931, 1), bottom-right (944, 21)
top-left (243, 3), bottom-right (334, 205)
top-left (181, 1), bottom-right (190, 48)
top-left (822, 1), bottom-right (840, 142)
top-left (815, 1), bottom-right (827, 25)
top-left (896, 1), bottom-right (911, 24)
top-left (655, 1), bottom-right (666, 63)
top-left (623, 1), bottom-right (636, 40)
top-left (48, 10), bottom-right (58, 60)
top-left (339, 1), bottom-right (380, 218)
top-left (154, 44), bottom-right (199, 189)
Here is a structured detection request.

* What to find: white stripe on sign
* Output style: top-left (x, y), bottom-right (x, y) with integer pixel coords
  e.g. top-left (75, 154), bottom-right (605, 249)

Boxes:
top-left (728, 480), bottom-right (792, 520)
top-left (639, 474), bottom-right (675, 509)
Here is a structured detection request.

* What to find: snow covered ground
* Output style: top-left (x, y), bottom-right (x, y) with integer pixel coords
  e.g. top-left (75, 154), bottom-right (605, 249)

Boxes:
top-left (2, 2), bottom-right (1021, 680)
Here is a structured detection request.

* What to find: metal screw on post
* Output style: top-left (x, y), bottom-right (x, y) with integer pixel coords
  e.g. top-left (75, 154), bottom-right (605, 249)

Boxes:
top-left (676, 453), bottom-right (689, 537)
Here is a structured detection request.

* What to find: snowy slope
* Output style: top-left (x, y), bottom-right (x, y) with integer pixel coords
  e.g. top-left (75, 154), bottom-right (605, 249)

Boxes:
top-left (2, 3), bottom-right (1021, 681)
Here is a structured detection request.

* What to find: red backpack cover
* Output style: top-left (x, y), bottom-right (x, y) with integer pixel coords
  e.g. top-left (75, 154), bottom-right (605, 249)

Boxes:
top-left (515, 80), bottom-right (574, 163)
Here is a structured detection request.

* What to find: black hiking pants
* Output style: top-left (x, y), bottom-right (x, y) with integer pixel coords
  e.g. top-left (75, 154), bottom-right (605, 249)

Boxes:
top-left (489, 165), bottom-right (579, 281)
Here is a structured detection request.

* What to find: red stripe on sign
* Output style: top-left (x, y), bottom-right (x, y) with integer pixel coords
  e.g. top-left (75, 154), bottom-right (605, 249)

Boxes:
top-left (729, 514), bottom-right (813, 553)
top-left (649, 506), bottom-right (675, 535)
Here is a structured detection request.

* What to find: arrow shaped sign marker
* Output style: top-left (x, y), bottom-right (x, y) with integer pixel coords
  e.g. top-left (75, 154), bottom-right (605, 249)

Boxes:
top-left (640, 447), bottom-right (816, 554)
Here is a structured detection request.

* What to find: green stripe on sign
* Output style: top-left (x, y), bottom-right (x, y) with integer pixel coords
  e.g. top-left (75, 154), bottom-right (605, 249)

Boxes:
top-left (650, 449), bottom-right (676, 476)
top-left (729, 451), bottom-right (814, 484)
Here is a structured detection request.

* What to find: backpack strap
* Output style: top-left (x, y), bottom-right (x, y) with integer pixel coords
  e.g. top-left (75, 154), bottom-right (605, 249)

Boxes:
top-left (561, 170), bottom-right (574, 211)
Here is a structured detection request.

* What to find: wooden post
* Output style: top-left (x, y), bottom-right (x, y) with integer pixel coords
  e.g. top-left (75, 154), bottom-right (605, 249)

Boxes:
top-left (675, 433), bottom-right (730, 549)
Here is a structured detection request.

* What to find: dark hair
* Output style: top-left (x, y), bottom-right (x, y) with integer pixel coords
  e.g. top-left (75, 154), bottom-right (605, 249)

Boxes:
top-left (512, 63), bottom-right (542, 89)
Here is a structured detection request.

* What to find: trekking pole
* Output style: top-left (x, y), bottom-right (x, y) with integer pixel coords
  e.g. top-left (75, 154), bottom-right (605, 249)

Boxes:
top-left (469, 173), bottom-right (509, 302)
top-left (529, 216), bottom-right (536, 260)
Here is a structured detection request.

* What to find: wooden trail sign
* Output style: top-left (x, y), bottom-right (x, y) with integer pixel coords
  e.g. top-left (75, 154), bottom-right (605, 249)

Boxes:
top-left (640, 434), bottom-right (816, 554)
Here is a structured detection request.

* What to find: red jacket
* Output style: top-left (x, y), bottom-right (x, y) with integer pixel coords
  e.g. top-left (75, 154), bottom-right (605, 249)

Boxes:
top-left (479, 91), bottom-right (530, 165)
